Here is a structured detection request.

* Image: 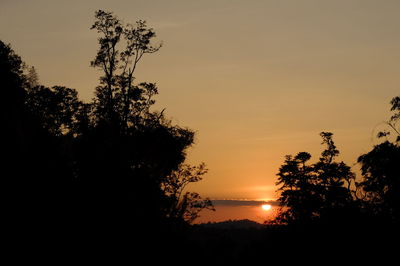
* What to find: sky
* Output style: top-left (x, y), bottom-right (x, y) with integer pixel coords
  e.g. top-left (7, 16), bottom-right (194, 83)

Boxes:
top-left (195, 200), bottom-right (279, 224)
top-left (1, 0), bottom-right (399, 204)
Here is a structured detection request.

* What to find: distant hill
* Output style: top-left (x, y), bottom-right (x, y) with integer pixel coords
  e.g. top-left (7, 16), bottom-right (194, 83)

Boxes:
top-left (197, 219), bottom-right (265, 230)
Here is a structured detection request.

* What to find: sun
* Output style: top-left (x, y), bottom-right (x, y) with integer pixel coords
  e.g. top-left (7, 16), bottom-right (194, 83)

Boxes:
top-left (261, 204), bottom-right (272, 211)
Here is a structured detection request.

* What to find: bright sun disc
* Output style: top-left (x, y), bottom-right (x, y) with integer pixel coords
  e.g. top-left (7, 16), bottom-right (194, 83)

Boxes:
top-left (261, 204), bottom-right (272, 211)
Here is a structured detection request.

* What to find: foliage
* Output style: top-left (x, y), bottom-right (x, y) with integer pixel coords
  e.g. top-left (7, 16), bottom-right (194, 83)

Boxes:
top-left (1, 9), bottom-right (211, 234)
top-left (376, 96), bottom-right (400, 143)
top-left (24, 85), bottom-right (87, 136)
top-left (24, 65), bottom-right (39, 89)
top-left (276, 132), bottom-right (355, 224)
top-left (0, 40), bottom-right (25, 107)
top-left (357, 95), bottom-right (400, 222)
top-left (162, 163), bottom-right (215, 223)
top-left (1, 40), bottom-right (76, 237)
top-left (70, 10), bottom-right (206, 225)
top-left (90, 10), bottom-right (161, 128)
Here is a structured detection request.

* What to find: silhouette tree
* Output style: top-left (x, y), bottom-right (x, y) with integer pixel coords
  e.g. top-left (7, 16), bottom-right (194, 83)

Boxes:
top-left (276, 132), bottom-right (355, 225)
top-left (376, 96), bottom-right (400, 142)
top-left (67, 10), bottom-right (203, 229)
top-left (357, 95), bottom-right (400, 222)
top-left (1, 40), bottom-right (26, 134)
top-left (90, 10), bottom-right (161, 128)
top-left (162, 163), bottom-right (215, 224)
top-left (275, 151), bottom-right (316, 223)
top-left (1, 40), bottom-right (30, 193)
top-left (313, 132), bottom-right (355, 216)
top-left (2, 11), bottom-right (220, 257)
top-left (24, 65), bottom-right (39, 89)
top-left (24, 85), bottom-right (86, 136)
top-left (1, 40), bottom-right (78, 250)
top-left (2, 11), bottom-right (212, 252)
top-left (0, 40), bottom-right (60, 187)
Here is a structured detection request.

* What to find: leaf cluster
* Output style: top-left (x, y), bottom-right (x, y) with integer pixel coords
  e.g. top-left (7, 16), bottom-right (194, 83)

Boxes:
top-left (276, 132), bottom-right (355, 224)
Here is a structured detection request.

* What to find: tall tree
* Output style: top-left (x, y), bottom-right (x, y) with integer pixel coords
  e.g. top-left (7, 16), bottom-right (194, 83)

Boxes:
top-left (357, 95), bottom-right (400, 222)
top-left (90, 10), bottom-right (161, 128)
top-left (1, 11), bottom-right (212, 255)
top-left (76, 10), bottom-right (204, 227)
top-left (275, 151), bottom-right (317, 223)
top-left (24, 65), bottom-right (39, 89)
top-left (2, 11), bottom-right (211, 245)
top-left (276, 132), bottom-right (355, 224)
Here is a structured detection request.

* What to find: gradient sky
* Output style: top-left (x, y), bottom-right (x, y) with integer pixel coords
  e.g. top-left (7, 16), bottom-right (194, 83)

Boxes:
top-left (195, 200), bottom-right (279, 224)
top-left (1, 0), bottom-right (399, 201)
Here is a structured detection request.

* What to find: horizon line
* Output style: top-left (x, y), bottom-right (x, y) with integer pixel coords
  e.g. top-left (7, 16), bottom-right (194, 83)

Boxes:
top-left (210, 199), bottom-right (280, 207)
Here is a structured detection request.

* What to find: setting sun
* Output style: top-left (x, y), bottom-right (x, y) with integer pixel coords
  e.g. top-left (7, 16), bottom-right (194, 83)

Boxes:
top-left (261, 204), bottom-right (272, 211)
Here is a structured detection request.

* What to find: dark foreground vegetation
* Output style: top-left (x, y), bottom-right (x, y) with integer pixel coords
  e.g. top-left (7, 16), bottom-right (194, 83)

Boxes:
top-left (189, 217), bottom-right (398, 262)
top-left (1, 10), bottom-right (399, 261)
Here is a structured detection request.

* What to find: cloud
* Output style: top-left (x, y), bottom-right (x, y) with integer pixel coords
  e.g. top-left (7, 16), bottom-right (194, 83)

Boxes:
top-left (211, 199), bottom-right (279, 207)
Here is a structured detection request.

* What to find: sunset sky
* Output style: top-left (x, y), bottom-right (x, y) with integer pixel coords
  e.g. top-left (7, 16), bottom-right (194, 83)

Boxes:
top-left (1, 0), bottom-right (399, 208)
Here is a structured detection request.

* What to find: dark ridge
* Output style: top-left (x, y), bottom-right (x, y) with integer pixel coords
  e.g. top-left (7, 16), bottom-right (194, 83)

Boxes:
top-left (197, 219), bottom-right (265, 229)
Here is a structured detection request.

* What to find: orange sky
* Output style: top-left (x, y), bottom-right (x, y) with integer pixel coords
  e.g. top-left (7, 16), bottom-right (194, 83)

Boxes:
top-left (195, 200), bottom-right (279, 224)
top-left (1, 0), bottom-right (399, 201)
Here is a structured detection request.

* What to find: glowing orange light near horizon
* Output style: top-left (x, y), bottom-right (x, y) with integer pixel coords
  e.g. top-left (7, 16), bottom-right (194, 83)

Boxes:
top-left (261, 204), bottom-right (272, 211)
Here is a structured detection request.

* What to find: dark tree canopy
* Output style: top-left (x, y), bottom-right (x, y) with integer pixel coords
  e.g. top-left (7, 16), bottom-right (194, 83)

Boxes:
top-left (24, 85), bottom-right (86, 136)
top-left (1, 11), bottom-right (212, 253)
top-left (276, 132), bottom-right (355, 225)
top-left (357, 95), bottom-right (400, 222)
top-left (1, 40), bottom-right (76, 245)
